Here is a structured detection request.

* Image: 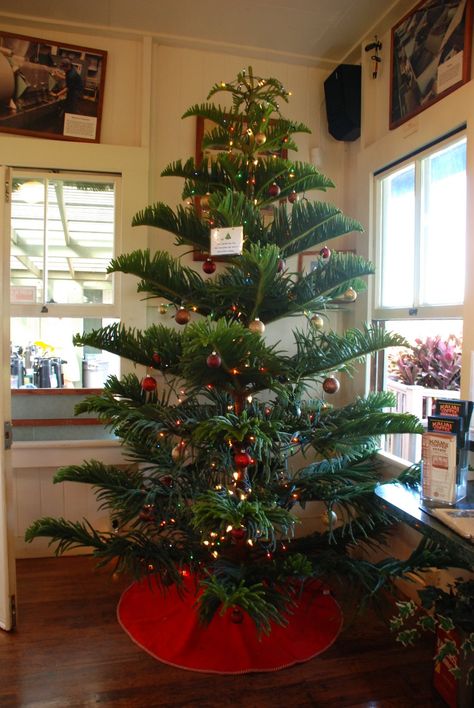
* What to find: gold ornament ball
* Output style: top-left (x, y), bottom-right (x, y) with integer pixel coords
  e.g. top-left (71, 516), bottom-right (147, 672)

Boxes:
top-left (200, 195), bottom-right (210, 211)
top-left (344, 287), bottom-right (357, 302)
top-left (310, 314), bottom-right (324, 329)
top-left (255, 132), bottom-right (267, 146)
top-left (248, 318), bottom-right (265, 334)
top-left (159, 304), bottom-right (167, 315)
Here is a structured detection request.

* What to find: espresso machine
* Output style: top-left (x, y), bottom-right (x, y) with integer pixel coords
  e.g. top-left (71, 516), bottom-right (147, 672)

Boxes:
top-left (33, 356), bottom-right (65, 388)
top-left (10, 350), bottom-right (25, 388)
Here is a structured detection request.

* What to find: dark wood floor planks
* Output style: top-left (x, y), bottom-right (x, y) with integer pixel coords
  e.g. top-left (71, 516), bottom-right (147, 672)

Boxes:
top-left (0, 556), bottom-right (446, 707)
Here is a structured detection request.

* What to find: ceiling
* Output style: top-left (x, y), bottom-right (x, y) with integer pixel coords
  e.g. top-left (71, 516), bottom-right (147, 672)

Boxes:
top-left (11, 177), bottom-right (115, 290)
top-left (1, 0), bottom-right (415, 67)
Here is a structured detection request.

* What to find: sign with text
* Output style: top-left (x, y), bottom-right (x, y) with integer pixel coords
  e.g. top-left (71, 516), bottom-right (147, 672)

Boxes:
top-left (210, 226), bottom-right (243, 256)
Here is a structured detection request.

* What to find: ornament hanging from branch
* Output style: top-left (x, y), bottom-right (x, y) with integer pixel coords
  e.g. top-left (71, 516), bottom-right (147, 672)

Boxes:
top-left (323, 376), bottom-right (340, 394)
top-left (175, 307), bottom-right (191, 325)
top-left (268, 183), bottom-right (281, 198)
top-left (288, 191), bottom-right (298, 204)
top-left (310, 314), bottom-right (324, 330)
top-left (319, 246), bottom-right (331, 261)
top-left (344, 287), bottom-right (357, 302)
top-left (206, 351), bottom-right (222, 369)
top-left (202, 258), bottom-right (216, 274)
top-left (248, 318), bottom-right (265, 334)
top-left (141, 375), bottom-right (157, 393)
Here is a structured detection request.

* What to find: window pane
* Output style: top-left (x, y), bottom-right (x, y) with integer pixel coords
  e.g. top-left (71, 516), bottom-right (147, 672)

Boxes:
top-left (10, 317), bottom-right (120, 389)
top-left (11, 177), bottom-right (115, 305)
top-left (381, 319), bottom-right (463, 463)
top-left (380, 165), bottom-right (415, 307)
top-left (420, 139), bottom-right (466, 306)
top-left (10, 178), bottom-right (46, 305)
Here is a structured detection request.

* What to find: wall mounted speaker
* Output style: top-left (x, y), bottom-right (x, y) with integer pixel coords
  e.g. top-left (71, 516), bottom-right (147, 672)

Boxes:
top-left (324, 64), bottom-right (361, 142)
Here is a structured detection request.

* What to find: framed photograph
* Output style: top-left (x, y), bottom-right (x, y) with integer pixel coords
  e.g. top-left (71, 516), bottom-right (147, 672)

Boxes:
top-left (0, 31), bottom-right (107, 142)
top-left (193, 116), bottom-right (287, 261)
top-left (389, 0), bottom-right (472, 130)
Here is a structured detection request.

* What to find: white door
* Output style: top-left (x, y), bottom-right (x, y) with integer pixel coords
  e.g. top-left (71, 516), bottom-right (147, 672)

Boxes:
top-left (0, 166), bottom-right (15, 631)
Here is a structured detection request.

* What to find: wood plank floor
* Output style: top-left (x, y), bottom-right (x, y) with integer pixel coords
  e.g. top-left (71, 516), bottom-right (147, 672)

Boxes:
top-left (0, 556), bottom-right (446, 708)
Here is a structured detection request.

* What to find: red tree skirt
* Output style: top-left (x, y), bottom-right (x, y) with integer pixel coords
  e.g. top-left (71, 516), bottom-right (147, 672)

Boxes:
top-left (117, 576), bottom-right (343, 674)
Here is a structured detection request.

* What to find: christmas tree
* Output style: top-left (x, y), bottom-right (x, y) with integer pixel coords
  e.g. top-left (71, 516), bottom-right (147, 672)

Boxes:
top-left (26, 68), bottom-right (463, 636)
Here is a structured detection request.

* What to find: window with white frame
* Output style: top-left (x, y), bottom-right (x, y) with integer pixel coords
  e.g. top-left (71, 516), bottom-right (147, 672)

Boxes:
top-left (10, 170), bottom-right (121, 389)
top-left (375, 134), bottom-right (466, 317)
top-left (373, 133), bottom-right (466, 462)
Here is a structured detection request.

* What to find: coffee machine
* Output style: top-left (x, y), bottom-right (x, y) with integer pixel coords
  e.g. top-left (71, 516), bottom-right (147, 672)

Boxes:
top-left (10, 351), bottom-right (25, 388)
top-left (33, 357), bottom-right (64, 388)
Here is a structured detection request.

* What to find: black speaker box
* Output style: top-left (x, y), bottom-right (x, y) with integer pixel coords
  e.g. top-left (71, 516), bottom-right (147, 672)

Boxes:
top-left (324, 64), bottom-right (361, 142)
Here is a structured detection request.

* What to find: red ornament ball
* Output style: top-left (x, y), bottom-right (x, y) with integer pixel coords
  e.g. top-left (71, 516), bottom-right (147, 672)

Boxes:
top-left (141, 375), bottom-right (157, 392)
top-left (175, 307), bottom-right (190, 325)
top-left (322, 376), bottom-right (340, 394)
top-left (230, 607), bottom-right (244, 624)
top-left (288, 191), bottom-right (298, 204)
top-left (319, 246), bottom-right (331, 260)
top-left (151, 352), bottom-right (161, 368)
top-left (230, 527), bottom-right (246, 542)
top-left (268, 183), bottom-right (281, 198)
top-left (202, 258), bottom-right (216, 275)
top-left (206, 351), bottom-right (222, 368)
top-left (234, 450), bottom-right (252, 468)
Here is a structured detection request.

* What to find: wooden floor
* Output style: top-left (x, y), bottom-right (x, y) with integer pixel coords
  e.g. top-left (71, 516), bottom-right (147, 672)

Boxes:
top-left (0, 556), bottom-right (446, 708)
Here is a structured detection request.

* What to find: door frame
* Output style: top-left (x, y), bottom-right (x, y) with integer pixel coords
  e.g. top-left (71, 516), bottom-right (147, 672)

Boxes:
top-left (0, 165), bottom-right (15, 631)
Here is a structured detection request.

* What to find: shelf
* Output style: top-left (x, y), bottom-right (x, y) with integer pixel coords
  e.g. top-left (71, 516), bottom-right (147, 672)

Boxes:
top-left (374, 481), bottom-right (474, 566)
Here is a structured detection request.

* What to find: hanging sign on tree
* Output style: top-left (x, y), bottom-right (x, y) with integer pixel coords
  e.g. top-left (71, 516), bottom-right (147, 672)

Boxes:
top-left (210, 226), bottom-right (243, 256)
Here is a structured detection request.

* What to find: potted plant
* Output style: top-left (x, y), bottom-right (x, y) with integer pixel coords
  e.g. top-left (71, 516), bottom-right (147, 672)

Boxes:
top-left (388, 335), bottom-right (462, 391)
top-left (390, 578), bottom-right (474, 707)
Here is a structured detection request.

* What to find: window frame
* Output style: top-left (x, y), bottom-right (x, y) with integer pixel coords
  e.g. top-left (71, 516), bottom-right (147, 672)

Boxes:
top-left (373, 132), bottom-right (467, 323)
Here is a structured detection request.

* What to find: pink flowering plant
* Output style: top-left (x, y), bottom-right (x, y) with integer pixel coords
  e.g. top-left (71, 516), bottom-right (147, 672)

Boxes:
top-left (388, 335), bottom-right (461, 390)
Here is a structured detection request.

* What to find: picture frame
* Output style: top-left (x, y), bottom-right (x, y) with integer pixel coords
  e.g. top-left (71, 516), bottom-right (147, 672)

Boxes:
top-left (193, 115), bottom-right (288, 261)
top-left (0, 31), bottom-right (107, 143)
top-left (389, 0), bottom-right (472, 130)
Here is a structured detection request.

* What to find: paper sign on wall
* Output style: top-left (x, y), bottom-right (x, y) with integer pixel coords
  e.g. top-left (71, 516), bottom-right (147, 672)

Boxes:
top-left (210, 226), bottom-right (243, 256)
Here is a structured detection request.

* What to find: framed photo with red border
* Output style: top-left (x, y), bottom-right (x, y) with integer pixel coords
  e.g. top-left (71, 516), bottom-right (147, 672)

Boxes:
top-left (0, 30), bottom-right (107, 143)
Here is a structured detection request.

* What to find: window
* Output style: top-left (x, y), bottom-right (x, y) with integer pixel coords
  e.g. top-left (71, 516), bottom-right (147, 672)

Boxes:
top-left (375, 135), bottom-right (466, 319)
top-left (373, 134), bottom-right (467, 462)
top-left (11, 173), bottom-right (117, 308)
top-left (10, 170), bottom-right (121, 389)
